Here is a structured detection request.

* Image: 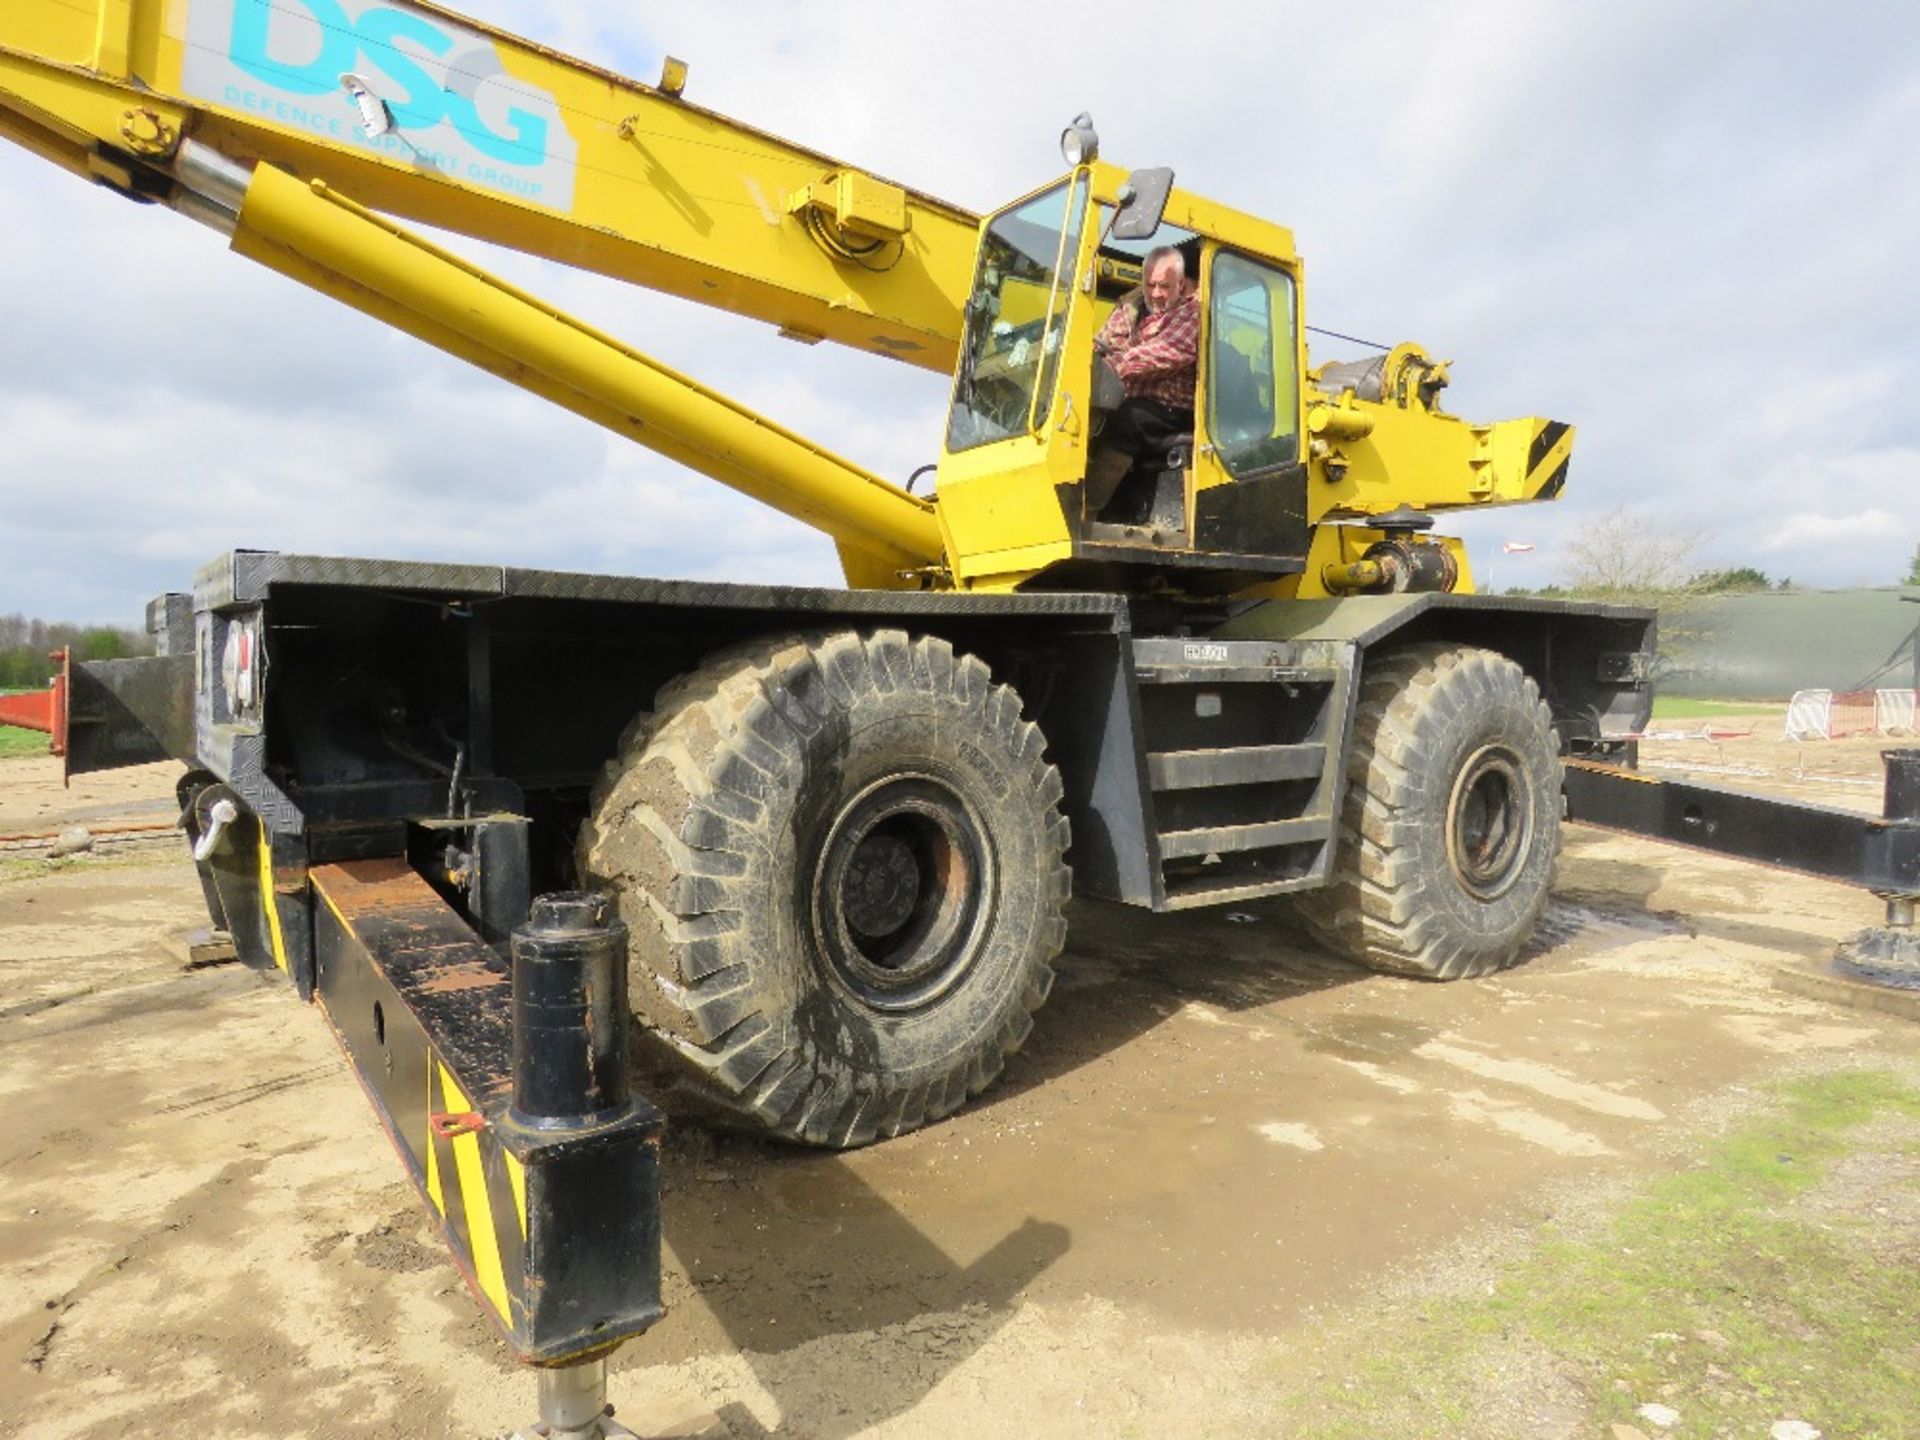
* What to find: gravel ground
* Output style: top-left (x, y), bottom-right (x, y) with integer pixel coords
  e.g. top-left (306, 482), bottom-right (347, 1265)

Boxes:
top-left (0, 715), bottom-right (1914, 1438)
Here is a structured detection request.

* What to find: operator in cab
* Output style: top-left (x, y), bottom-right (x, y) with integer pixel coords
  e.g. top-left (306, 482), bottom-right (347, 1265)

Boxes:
top-left (1087, 245), bottom-right (1199, 511)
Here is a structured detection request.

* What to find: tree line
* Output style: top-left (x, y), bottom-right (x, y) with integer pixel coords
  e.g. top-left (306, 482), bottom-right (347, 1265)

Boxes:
top-left (1500, 512), bottom-right (1920, 600)
top-left (0, 614), bottom-right (148, 690)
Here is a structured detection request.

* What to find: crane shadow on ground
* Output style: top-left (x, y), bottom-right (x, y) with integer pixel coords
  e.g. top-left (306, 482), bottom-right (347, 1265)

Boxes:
top-left (641, 1141), bottom-right (1068, 1438)
top-left (625, 897), bottom-right (1367, 1436)
top-left (1556, 830), bottom-right (1861, 962)
top-left (984, 893), bottom-right (1370, 1107)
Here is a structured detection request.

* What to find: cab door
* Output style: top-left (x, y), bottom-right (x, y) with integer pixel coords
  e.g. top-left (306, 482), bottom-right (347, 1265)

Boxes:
top-left (1190, 249), bottom-right (1309, 566)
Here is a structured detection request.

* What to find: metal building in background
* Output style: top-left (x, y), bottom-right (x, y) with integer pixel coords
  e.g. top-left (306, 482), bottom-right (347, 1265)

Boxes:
top-left (1656, 588), bottom-right (1920, 699)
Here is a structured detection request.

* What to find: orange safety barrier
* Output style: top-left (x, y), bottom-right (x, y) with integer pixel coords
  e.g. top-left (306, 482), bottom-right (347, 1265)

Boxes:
top-left (0, 648), bottom-right (68, 755)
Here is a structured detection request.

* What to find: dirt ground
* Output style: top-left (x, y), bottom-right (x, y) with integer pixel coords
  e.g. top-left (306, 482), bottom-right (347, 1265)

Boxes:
top-left (1, 715), bottom-right (1915, 1439)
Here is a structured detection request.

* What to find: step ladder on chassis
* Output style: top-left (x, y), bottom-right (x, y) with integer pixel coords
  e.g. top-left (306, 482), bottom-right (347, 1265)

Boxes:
top-left (1128, 637), bottom-right (1355, 911)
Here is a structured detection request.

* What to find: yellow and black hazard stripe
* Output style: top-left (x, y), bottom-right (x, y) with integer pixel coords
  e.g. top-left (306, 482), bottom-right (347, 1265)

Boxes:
top-left (423, 1060), bottom-right (530, 1329)
top-left (1526, 420), bottom-right (1574, 499)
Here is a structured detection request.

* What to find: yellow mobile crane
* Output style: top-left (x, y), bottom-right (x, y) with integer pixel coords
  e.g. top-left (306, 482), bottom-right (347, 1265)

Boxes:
top-left (13, 6), bottom-right (1920, 1420)
top-left (2, 3), bottom-right (1640, 1157)
top-left (3, 1), bottom-right (1571, 591)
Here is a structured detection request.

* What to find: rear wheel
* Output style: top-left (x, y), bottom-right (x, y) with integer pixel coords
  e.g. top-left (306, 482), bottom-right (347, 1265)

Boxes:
top-left (1295, 643), bottom-right (1561, 978)
top-left (577, 630), bottom-right (1070, 1147)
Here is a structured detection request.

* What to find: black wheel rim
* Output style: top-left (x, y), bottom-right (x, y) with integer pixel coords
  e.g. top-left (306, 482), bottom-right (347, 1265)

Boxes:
top-left (811, 775), bottom-right (995, 1012)
top-left (1446, 744), bottom-right (1532, 900)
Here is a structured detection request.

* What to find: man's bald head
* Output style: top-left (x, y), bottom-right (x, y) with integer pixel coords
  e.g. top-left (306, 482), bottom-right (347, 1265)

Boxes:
top-left (1143, 246), bottom-right (1189, 312)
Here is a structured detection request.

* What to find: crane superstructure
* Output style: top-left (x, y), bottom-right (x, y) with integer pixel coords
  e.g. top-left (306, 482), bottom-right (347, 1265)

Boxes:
top-left (3, 0), bottom-right (1571, 594)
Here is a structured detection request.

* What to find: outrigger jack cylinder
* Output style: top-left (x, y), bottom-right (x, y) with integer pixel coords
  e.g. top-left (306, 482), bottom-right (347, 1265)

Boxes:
top-left (511, 893), bottom-right (631, 1127)
top-left (508, 893), bottom-right (644, 1440)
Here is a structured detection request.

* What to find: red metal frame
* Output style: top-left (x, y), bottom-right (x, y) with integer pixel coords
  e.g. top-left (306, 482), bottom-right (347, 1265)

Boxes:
top-left (53, 646), bottom-right (68, 758)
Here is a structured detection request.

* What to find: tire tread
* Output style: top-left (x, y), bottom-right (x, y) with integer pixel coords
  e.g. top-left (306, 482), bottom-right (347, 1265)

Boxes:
top-left (578, 629), bottom-right (1071, 1146)
top-left (1295, 643), bottom-right (1561, 980)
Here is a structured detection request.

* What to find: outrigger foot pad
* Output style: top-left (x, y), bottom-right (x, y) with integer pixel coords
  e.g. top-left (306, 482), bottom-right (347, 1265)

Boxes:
top-left (1833, 917), bottom-right (1920, 992)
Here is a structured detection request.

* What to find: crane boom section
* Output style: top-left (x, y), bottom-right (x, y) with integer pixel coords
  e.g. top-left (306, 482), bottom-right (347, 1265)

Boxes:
top-left (227, 161), bottom-right (944, 570)
top-left (0, 0), bottom-right (978, 371)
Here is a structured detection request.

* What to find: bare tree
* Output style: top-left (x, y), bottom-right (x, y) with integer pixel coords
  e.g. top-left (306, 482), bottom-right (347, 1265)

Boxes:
top-left (1563, 507), bottom-right (1705, 599)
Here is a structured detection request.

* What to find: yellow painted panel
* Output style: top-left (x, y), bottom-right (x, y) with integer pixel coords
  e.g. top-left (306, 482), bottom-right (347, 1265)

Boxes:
top-left (956, 539), bottom-right (1078, 591)
top-left (439, 1065), bottom-right (511, 1323)
top-left (0, 4), bottom-right (98, 67)
top-left (938, 460), bottom-right (1075, 584)
top-left (1314, 401), bottom-right (1481, 518)
top-left (424, 1059), bottom-right (445, 1215)
top-left (505, 1153), bottom-right (527, 1243)
top-left (254, 816), bottom-right (287, 973)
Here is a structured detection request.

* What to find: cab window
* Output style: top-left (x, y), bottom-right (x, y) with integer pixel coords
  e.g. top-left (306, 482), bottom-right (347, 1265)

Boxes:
top-left (945, 174), bottom-right (1090, 452)
top-left (1206, 252), bottom-right (1299, 477)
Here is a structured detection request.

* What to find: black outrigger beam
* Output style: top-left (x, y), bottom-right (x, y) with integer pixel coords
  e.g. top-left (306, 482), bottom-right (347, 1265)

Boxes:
top-left (1564, 748), bottom-right (1920, 987)
top-left (311, 860), bottom-right (664, 1432)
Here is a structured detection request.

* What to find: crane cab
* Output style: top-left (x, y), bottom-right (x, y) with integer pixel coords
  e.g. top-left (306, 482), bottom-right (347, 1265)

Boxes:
top-left (933, 160), bottom-right (1311, 593)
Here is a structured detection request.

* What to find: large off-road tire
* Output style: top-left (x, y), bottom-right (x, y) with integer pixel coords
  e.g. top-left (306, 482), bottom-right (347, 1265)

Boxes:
top-left (1295, 642), bottom-right (1562, 979)
top-left (577, 630), bottom-right (1070, 1147)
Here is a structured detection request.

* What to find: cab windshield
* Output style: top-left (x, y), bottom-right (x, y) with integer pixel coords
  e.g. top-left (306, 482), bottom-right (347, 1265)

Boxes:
top-left (946, 174), bottom-right (1089, 452)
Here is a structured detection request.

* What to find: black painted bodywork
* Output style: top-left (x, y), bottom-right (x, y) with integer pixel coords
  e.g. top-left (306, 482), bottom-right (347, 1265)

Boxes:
top-left (82, 552), bottom-right (1673, 914)
top-left (312, 859), bottom-right (664, 1362)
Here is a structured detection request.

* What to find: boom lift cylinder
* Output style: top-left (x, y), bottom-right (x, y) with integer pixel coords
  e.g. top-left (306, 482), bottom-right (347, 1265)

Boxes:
top-left (176, 149), bottom-right (945, 574)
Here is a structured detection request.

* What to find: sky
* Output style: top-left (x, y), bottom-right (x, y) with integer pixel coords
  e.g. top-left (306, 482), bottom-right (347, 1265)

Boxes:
top-left (1, 0), bottom-right (1916, 623)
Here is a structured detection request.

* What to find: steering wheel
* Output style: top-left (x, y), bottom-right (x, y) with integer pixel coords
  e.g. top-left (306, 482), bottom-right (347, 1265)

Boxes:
top-left (1091, 353), bottom-right (1127, 416)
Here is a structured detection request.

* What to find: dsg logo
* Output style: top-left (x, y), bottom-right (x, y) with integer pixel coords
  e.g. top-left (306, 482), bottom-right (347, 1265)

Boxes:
top-left (182, 0), bottom-right (579, 208)
top-left (229, 0), bottom-right (542, 164)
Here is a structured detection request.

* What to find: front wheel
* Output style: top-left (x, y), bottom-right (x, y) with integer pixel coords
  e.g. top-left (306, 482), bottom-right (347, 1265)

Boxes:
top-left (576, 630), bottom-right (1070, 1147)
top-left (1294, 643), bottom-right (1562, 979)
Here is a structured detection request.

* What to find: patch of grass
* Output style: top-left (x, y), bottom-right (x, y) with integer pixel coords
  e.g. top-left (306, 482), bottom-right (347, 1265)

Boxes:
top-left (1648, 697), bottom-right (1780, 720)
top-left (1276, 1070), bottom-right (1920, 1439)
top-left (0, 723), bottom-right (50, 758)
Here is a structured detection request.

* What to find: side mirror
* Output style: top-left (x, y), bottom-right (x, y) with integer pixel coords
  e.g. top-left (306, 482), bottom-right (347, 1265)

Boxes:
top-left (1110, 167), bottom-right (1174, 241)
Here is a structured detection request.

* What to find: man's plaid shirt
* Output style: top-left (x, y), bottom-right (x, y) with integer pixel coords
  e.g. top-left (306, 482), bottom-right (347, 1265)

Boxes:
top-left (1097, 289), bottom-right (1200, 409)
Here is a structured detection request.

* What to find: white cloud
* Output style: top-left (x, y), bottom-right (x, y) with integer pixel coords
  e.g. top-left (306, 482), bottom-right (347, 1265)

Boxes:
top-left (1760, 509), bottom-right (1905, 552)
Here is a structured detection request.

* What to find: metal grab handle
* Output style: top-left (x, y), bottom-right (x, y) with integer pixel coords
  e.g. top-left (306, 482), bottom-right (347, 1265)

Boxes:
top-left (192, 798), bottom-right (239, 863)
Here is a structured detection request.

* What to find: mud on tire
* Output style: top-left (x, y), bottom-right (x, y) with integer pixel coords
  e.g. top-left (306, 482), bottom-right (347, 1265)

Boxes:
top-left (576, 630), bottom-right (1071, 1147)
top-left (1294, 642), bottom-right (1562, 979)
